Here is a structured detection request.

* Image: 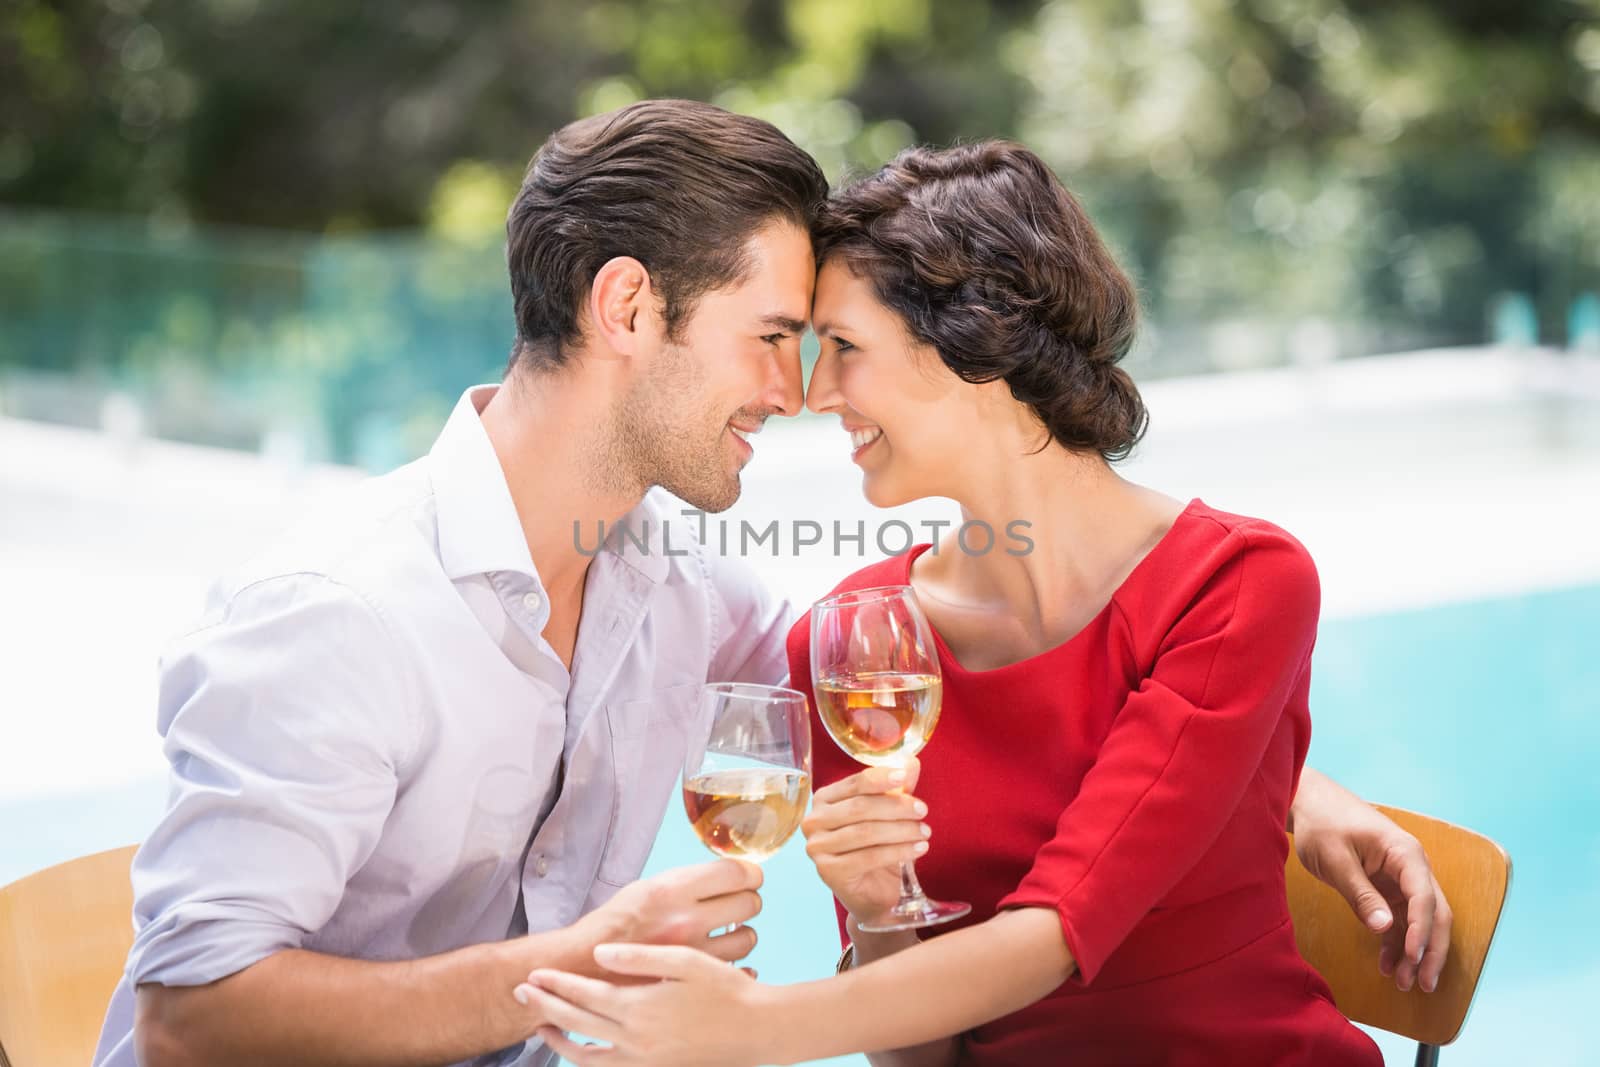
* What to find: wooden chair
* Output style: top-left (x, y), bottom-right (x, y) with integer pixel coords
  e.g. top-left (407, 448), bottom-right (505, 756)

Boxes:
top-left (0, 846), bottom-right (139, 1067)
top-left (1286, 806), bottom-right (1511, 1067)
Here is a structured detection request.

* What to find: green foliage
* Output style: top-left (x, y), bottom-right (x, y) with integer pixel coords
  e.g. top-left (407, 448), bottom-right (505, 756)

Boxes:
top-left (2, 0), bottom-right (1596, 461)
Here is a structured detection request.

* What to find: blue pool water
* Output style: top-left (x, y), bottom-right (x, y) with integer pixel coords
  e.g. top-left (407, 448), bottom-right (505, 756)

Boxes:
top-left (5, 583), bottom-right (1596, 1065)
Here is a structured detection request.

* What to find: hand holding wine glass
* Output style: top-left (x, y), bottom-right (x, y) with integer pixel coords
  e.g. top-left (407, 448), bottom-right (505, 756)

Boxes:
top-left (810, 585), bottom-right (969, 932)
top-left (801, 755), bottom-right (933, 923)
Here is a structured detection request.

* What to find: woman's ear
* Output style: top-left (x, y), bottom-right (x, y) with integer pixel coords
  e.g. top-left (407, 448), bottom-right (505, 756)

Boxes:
top-left (587, 256), bottom-right (662, 358)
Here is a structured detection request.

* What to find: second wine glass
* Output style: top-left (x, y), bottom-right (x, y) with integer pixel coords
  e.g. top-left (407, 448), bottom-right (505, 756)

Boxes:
top-left (682, 683), bottom-right (813, 863)
top-left (810, 584), bottom-right (970, 932)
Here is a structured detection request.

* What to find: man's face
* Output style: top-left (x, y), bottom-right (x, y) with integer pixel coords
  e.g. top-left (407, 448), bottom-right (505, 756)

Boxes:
top-left (616, 221), bottom-right (813, 513)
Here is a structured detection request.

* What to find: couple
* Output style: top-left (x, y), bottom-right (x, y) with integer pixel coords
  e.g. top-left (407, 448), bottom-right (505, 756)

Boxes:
top-left (97, 100), bottom-right (1446, 1067)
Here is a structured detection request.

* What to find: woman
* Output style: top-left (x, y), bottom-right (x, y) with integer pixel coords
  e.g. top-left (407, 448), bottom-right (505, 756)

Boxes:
top-left (518, 142), bottom-right (1405, 1065)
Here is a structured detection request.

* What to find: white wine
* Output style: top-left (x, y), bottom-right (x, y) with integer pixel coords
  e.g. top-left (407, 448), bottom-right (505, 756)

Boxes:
top-left (814, 672), bottom-right (943, 766)
top-left (683, 767), bottom-right (811, 861)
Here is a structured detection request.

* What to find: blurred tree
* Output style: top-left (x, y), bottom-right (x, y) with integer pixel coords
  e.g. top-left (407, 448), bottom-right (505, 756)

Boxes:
top-left (2, 0), bottom-right (1597, 461)
top-left (1010, 0), bottom-right (1598, 363)
top-left (0, 0), bottom-right (1042, 230)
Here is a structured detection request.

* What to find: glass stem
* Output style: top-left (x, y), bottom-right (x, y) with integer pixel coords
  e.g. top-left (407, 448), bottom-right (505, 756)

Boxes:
top-left (898, 859), bottom-right (929, 906)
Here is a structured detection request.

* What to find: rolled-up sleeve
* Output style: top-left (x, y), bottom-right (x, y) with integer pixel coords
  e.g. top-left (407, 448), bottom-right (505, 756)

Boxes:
top-left (126, 573), bottom-right (415, 988)
top-left (998, 529), bottom-right (1320, 985)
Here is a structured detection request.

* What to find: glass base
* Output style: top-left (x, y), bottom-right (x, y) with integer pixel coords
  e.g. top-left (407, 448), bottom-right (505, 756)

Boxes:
top-left (855, 895), bottom-right (972, 933)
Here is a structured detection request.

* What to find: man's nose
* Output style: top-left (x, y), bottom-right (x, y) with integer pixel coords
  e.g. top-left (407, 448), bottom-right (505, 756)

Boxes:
top-left (805, 345), bottom-right (841, 415)
top-left (763, 344), bottom-right (805, 417)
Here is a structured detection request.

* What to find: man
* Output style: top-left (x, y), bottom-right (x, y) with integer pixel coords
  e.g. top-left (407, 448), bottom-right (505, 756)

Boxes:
top-left (97, 99), bottom-right (1448, 1067)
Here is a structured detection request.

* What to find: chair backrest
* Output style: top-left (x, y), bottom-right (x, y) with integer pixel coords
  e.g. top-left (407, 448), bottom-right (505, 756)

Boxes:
top-left (1285, 805), bottom-right (1510, 1047)
top-left (0, 846), bottom-right (139, 1067)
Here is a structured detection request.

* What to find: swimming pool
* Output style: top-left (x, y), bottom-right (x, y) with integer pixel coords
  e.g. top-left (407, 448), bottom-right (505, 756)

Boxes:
top-left (3, 581), bottom-right (1594, 1065)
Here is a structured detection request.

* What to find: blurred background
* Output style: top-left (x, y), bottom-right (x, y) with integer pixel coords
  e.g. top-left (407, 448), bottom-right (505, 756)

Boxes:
top-left (2, 1), bottom-right (1598, 1064)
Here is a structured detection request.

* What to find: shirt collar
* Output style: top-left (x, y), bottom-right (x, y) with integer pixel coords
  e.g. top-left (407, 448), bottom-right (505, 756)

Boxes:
top-left (429, 385), bottom-right (673, 586)
top-left (429, 385), bottom-right (540, 582)
top-left (600, 490), bottom-right (673, 585)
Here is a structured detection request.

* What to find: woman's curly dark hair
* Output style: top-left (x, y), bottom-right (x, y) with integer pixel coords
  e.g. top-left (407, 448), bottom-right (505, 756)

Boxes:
top-left (816, 140), bottom-right (1148, 461)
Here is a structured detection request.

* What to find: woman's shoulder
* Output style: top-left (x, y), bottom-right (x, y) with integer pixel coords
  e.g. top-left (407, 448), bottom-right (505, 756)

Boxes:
top-left (783, 550), bottom-right (923, 660)
top-left (1119, 501), bottom-right (1319, 631)
top-left (1181, 501), bottom-right (1314, 564)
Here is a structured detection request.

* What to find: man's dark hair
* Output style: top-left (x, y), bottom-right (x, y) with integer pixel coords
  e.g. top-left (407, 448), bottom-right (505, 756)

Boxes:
top-left (506, 99), bottom-right (828, 372)
top-left (817, 140), bottom-right (1147, 462)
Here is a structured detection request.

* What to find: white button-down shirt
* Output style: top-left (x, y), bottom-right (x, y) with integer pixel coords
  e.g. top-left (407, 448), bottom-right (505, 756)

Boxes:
top-left (94, 386), bottom-right (792, 1067)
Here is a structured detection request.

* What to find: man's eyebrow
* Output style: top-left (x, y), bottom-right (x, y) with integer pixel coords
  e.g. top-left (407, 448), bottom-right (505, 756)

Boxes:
top-left (759, 314), bottom-right (808, 334)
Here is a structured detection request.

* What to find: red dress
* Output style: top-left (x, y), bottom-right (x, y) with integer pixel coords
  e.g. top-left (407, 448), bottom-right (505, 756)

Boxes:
top-left (787, 500), bottom-right (1382, 1066)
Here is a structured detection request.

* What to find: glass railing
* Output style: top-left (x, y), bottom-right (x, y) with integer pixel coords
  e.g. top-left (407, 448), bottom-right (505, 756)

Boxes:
top-left (3, 206), bottom-right (1596, 469)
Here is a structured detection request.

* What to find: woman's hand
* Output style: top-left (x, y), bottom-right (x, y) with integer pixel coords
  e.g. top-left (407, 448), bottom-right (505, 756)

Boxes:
top-left (1290, 768), bottom-right (1453, 993)
top-left (517, 944), bottom-right (769, 1067)
top-left (801, 757), bottom-right (931, 923)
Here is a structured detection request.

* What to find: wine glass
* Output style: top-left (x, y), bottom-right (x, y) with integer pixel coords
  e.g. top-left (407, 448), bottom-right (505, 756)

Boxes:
top-left (682, 683), bottom-right (813, 863)
top-left (810, 584), bottom-right (970, 931)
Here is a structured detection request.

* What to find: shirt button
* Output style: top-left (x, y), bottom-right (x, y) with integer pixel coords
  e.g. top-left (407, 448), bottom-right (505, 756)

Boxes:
top-left (522, 591), bottom-right (543, 613)
top-left (534, 855), bottom-right (550, 878)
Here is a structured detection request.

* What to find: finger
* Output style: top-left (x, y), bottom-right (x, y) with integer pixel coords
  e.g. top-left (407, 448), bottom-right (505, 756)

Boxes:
top-left (897, 755), bottom-right (921, 793)
top-left (1315, 842), bottom-right (1395, 934)
top-left (1395, 958), bottom-right (1417, 992)
top-left (1389, 894), bottom-right (1422, 991)
top-left (817, 841), bottom-right (929, 880)
top-left (518, 984), bottom-right (621, 1044)
top-left (661, 857), bottom-right (764, 899)
top-left (1376, 880), bottom-right (1408, 979)
top-left (803, 793), bottom-right (926, 835)
top-left (595, 941), bottom-right (744, 981)
top-left (693, 888), bottom-right (763, 932)
top-left (700, 921), bottom-right (758, 961)
top-left (1389, 916), bottom-right (1418, 992)
top-left (807, 817), bottom-right (930, 857)
top-left (1389, 843), bottom-right (1436, 980)
top-left (535, 1026), bottom-right (616, 1066)
top-left (1372, 882), bottom-right (1420, 991)
top-left (1419, 875), bottom-right (1452, 993)
top-left (529, 968), bottom-right (628, 1015)
top-left (812, 765), bottom-right (911, 804)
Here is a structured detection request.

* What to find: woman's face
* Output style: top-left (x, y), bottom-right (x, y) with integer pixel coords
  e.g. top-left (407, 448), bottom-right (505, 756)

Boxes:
top-left (805, 258), bottom-right (973, 508)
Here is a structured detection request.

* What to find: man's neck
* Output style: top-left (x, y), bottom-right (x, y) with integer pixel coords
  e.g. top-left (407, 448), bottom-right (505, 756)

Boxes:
top-left (479, 369), bottom-right (644, 600)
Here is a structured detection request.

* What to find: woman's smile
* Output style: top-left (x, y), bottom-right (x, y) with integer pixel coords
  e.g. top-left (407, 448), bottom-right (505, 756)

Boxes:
top-left (847, 425), bottom-right (884, 461)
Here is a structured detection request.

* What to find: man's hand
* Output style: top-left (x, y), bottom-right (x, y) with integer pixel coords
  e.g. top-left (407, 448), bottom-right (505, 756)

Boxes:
top-left (1290, 768), bottom-right (1453, 993)
top-left (801, 758), bottom-right (930, 924)
top-left (572, 859), bottom-right (763, 968)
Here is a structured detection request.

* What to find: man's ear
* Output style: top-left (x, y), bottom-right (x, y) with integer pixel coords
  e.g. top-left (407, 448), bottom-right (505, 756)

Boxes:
top-left (587, 256), bottom-right (662, 358)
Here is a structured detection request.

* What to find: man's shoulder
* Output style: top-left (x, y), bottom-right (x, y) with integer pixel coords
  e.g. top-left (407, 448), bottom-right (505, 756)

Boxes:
top-left (212, 457), bottom-right (441, 609)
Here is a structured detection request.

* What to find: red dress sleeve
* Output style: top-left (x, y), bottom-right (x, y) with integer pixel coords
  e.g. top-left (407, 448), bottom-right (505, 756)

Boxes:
top-left (997, 523), bottom-right (1320, 985)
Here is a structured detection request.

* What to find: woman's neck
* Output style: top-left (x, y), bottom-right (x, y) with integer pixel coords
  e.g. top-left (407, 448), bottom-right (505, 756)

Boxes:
top-left (917, 442), bottom-right (1185, 651)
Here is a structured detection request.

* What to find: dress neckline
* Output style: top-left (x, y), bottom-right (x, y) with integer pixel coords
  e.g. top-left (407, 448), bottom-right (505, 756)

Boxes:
top-left (900, 498), bottom-right (1204, 678)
